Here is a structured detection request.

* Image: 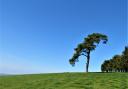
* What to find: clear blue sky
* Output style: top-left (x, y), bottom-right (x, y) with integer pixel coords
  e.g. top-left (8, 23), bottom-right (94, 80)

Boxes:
top-left (0, 0), bottom-right (127, 74)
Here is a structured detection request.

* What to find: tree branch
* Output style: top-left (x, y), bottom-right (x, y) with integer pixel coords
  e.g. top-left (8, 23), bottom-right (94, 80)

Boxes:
top-left (80, 53), bottom-right (87, 57)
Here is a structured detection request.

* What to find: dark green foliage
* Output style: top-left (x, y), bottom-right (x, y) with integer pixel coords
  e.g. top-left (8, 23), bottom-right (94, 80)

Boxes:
top-left (122, 46), bottom-right (128, 71)
top-left (69, 33), bottom-right (108, 72)
top-left (101, 46), bottom-right (128, 72)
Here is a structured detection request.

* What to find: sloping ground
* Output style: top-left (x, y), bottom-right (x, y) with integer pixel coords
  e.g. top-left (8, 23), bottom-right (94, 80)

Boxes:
top-left (0, 73), bottom-right (128, 89)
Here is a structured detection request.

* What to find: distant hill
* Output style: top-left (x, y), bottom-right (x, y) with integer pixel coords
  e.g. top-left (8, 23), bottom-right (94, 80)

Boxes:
top-left (0, 73), bottom-right (11, 76)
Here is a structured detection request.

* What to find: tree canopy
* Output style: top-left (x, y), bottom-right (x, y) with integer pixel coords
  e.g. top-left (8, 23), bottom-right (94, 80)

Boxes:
top-left (69, 33), bottom-right (108, 72)
top-left (101, 46), bottom-right (128, 72)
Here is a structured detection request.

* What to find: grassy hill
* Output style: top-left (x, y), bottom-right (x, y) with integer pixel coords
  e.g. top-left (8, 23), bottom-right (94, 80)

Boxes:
top-left (0, 73), bottom-right (128, 89)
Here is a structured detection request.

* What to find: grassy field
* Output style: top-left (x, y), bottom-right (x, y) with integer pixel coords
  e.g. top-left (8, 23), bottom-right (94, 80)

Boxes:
top-left (0, 73), bottom-right (128, 89)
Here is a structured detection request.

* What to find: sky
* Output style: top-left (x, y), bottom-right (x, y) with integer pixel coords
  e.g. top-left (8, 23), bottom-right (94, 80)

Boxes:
top-left (0, 0), bottom-right (127, 74)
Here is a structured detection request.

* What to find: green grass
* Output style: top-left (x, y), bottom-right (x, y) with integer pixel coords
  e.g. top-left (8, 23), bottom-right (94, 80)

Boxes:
top-left (0, 73), bottom-right (128, 89)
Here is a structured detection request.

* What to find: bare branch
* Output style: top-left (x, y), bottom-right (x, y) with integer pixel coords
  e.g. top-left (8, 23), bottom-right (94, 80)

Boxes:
top-left (80, 53), bottom-right (87, 57)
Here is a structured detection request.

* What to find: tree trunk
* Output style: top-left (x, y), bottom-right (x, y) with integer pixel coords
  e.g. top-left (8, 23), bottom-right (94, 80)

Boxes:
top-left (86, 50), bottom-right (90, 72)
